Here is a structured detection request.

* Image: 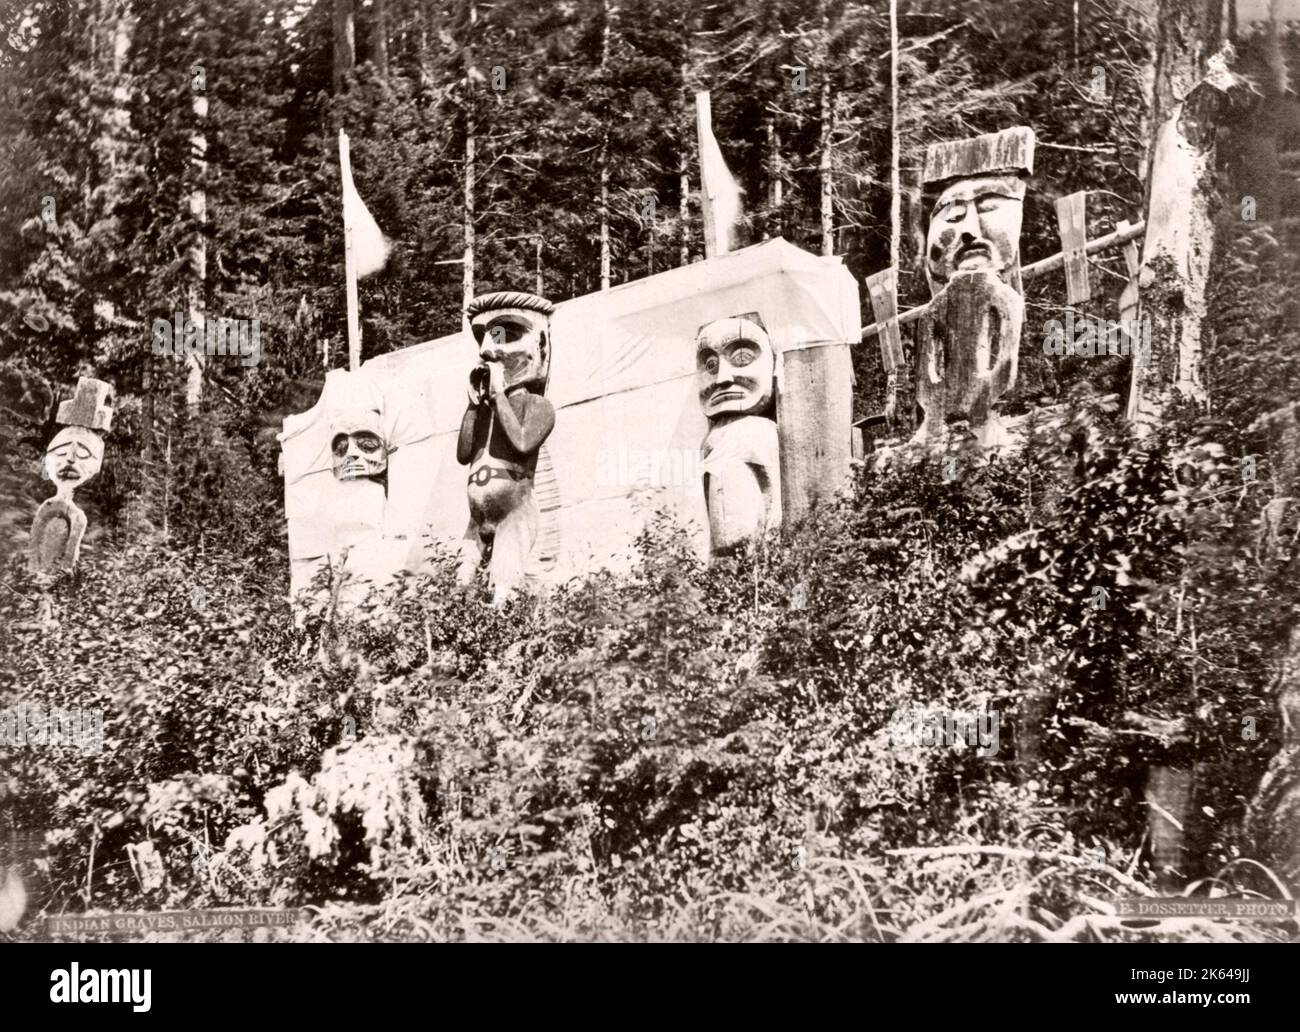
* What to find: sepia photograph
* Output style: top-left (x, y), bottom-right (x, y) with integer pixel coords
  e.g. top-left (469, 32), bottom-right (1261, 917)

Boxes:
top-left (0, 0), bottom-right (1298, 972)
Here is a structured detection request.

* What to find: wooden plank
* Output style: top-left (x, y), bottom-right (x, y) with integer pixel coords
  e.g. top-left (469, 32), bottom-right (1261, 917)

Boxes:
top-left (860, 219), bottom-right (1146, 341)
top-left (694, 92), bottom-right (717, 259)
top-left (1117, 217), bottom-right (1142, 358)
top-left (923, 126), bottom-right (1035, 187)
top-left (1054, 191), bottom-right (1091, 304)
top-left (865, 268), bottom-right (904, 372)
top-left (777, 342), bottom-right (854, 523)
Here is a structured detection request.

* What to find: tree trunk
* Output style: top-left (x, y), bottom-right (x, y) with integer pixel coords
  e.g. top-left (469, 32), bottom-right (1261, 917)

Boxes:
top-left (333, 0), bottom-right (355, 94)
top-left (765, 118), bottom-right (781, 239)
top-left (372, 0), bottom-right (388, 76)
top-left (1127, 0), bottom-right (1226, 425)
top-left (462, 0), bottom-right (476, 321)
top-left (818, 80), bottom-right (833, 256)
top-left (186, 65), bottom-right (207, 406)
top-left (884, 0), bottom-right (901, 422)
top-left (599, 0), bottom-right (613, 290)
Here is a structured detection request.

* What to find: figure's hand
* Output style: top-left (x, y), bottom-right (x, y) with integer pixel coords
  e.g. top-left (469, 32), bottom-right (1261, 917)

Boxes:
top-left (467, 365), bottom-right (488, 406)
top-left (486, 361), bottom-right (506, 398)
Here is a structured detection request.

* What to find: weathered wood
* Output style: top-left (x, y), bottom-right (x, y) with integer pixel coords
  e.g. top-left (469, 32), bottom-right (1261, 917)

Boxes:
top-left (922, 125), bottom-right (1035, 187)
top-left (865, 268), bottom-right (903, 372)
top-left (1145, 765), bottom-right (1194, 890)
top-left (913, 270), bottom-right (1022, 445)
top-left (860, 220), bottom-right (1146, 341)
top-left (697, 316), bottom-right (780, 554)
top-left (777, 342), bottom-right (853, 523)
top-left (1117, 217), bottom-right (1141, 321)
top-left (55, 378), bottom-right (114, 432)
top-left (1054, 191), bottom-right (1091, 304)
top-left (1126, 2), bottom-right (1233, 426)
top-left (30, 378), bottom-right (113, 576)
top-left (695, 91), bottom-right (718, 259)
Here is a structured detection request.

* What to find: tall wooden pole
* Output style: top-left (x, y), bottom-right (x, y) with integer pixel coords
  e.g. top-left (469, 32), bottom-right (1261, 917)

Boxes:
top-left (695, 91), bottom-right (717, 259)
top-left (339, 130), bottom-right (362, 372)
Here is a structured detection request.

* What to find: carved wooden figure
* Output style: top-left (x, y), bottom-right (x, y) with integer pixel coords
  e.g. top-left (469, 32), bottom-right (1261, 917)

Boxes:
top-left (327, 406), bottom-right (388, 560)
top-left (696, 314), bottom-right (781, 554)
top-left (456, 291), bottom-right (556, 605)
top-left (916, 127), bottom-right (1034, 448)
top-left (29, 377), bottom-right (114, 575)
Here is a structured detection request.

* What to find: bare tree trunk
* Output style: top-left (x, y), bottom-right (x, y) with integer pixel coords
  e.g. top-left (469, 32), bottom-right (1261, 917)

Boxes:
top-left (765, 119), bottom-right (782, 239)
top-left (1127, 0), bottom-right (1226, 426)
top-left (884, 0), bottom-right (901, 422)
top-left (462, 0), bottom-right (476, 321)
top-left (599, 0), bottom-right (613, 290)
top-left (186, 60), bottom-right (207, 407)
top-left (817, 2), bottom-right (834, 257)
top-left (333, 0), bottom-right (355, 94)
top-left (373, 0), bottom-right (388, 76)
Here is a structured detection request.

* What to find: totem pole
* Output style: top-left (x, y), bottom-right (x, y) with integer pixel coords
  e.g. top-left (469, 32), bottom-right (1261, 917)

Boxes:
top-left (456, 291), bottom-right (556, 606)
top-left (29, 377), bottom-right (114, 575)
top-left (915, 127), bottom-right (1034, 449)
top-left (696, 314), bottom-right (781, 554)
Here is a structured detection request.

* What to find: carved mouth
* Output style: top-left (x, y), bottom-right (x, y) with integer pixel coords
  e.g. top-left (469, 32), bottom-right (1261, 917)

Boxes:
top-left (56, 467), bottom-right (81, 481)
top-left (955, 242), bottom-right (993, 269)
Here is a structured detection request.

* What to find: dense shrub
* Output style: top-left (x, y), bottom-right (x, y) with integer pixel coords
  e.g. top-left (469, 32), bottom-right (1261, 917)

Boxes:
top-left (1, 395), bottom-right (1292, 942)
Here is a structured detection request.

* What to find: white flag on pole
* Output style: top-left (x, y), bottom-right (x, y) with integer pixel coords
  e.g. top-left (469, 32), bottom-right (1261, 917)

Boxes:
top-left (695, 92), bottom-right (743, 256)
top-left (340, 132), bottom-right (390, 278)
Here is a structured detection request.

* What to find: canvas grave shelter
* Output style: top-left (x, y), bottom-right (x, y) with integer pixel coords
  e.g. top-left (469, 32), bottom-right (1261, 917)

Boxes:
top-left (279, 237), bottom-right (861, 598)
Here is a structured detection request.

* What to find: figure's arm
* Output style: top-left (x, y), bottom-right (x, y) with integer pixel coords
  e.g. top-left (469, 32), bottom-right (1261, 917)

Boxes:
top-left (487, 364), bottom-right (554, 455)
top-left (456, 403), bottom-right (479, 465)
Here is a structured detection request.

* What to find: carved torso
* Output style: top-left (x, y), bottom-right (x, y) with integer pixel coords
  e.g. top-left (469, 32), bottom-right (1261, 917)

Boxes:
top-left (701, 414), bottom-right (781, 554)
top-left (29, 497), bottom-right (87, 575)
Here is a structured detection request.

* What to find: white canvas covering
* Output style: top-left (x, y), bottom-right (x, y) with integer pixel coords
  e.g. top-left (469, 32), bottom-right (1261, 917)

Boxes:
top-left (279, 237), bottom-right (861, 595)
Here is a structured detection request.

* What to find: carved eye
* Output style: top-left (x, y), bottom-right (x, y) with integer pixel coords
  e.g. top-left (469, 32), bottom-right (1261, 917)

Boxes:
top-left (74, 445), bottom-right (93, 461)
top-left (331, 435), bottom-right (349, 457)
top-left (355, 433), bottom-right (382, 454)
top-left (490, 321), bottom-right (525, 345)
top-left (728, 343), bottom-right (759, 367)
top-left (976, 194), bottom-right (1012, 214)
top-left (699, 352), bottom-right (719, 376)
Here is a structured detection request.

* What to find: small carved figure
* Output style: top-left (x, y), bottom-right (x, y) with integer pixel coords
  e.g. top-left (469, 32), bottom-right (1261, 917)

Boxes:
top-left (695, 314), bottom-right (781, 554)
top-left (456, 291), bottom-right (556, 605)
top-left (28, 377), bottom-right (114, 575)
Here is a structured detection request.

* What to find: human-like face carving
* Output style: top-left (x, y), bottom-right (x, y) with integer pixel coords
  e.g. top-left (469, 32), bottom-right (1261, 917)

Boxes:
top-left (472, 308), bottom-right (549, 390)
top-left (925, 175), bottom-right (1026, 292)
top-left (331, 430), bottom-right (387, 480)
top-left (329, 410), bottom-right (388, 481)
top-left (696, 317), bottom-right (775, 420)
top-left (43, 426), bottom-right (103, 493)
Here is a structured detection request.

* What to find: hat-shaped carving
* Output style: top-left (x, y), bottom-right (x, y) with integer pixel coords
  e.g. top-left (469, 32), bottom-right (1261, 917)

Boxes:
top-left (466, 291), bottom-right (555, 321)
top-left (56, 377), bottom-right (114, 433)
top-left (923, 127), bottom-right (1035, 191)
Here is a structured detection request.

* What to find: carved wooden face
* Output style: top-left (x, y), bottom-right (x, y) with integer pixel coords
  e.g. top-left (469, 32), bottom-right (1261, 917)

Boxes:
top-left (696, 317), bottom-right (776, 420)
top-left (43, 426), bottom-right (103, 491)
top-left (926, 175), bottom-right (1026, 292)
top-left (331, 430), bottom-right (387, 481)
top-left (472, 308), bottom-right (550, 390)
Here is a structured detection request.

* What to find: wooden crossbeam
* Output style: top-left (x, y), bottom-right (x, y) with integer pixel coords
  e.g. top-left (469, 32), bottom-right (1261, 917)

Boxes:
top-left (860, 219), bottom-right (1145, 343)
